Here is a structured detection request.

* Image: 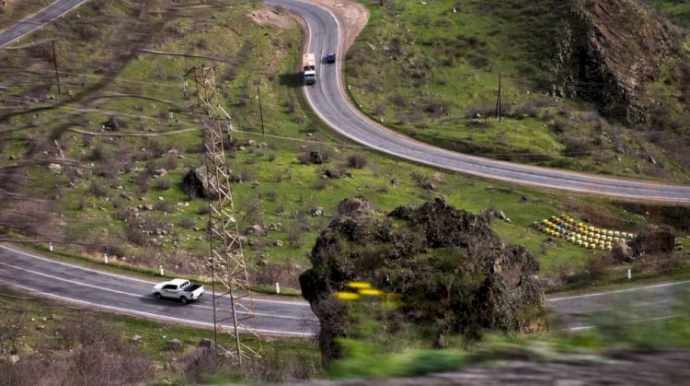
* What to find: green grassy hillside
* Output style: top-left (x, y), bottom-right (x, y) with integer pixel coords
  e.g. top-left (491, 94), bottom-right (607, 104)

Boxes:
top-left (346, 0), bottom-right (690, 182)
top-left (0, 0), bottom-right (687, 294)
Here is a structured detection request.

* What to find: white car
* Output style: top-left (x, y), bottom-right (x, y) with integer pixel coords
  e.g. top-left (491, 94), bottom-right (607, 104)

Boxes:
top-left (153, 279), bottom-right (204, 304)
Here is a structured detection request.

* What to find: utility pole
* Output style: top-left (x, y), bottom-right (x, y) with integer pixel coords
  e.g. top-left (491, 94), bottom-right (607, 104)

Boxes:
top-left (495, 73), bottom-right (502, 121)
top-left (257, 85), bottom-right (265, 139)
top-left (52, 40), bottom-right (61, 95)
top-left (184, 65), bottom-right (261, 367)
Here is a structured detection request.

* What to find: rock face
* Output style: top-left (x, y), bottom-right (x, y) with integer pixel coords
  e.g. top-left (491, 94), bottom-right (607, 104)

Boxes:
top-left (552, 0), bottom-right (679, 121)
top-left (300, 198), bottom-right (545, 365)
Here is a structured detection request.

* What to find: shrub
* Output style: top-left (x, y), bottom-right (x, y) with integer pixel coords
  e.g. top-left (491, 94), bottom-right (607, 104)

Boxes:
top-left (286, 225), bottom-right (303, 248)
top-left (465, 104), bottom-right (495, 119)
top-left (265, 190), bottom-right (278, 202)
top-left (285, 99), bottom-right (295, 114)
top-left (179, 218), bottom-right (196, 230)
top-left (424, 99), bottom-right (450, 118)
top-left (586, 254), bottom-right (613, 282)
top-left (125, 227), bottom-right (148, 246)
top-left (154, 179), bottom-right (171, 191)
top-left (563, 136), bottom-right (592, 157)
top-left (313, 179), bottom-right (328, 191)
top-left (103, 115), bottom-right (126, 131)
top-left (389, 93), bottom-right (409, 107)
top-left (90, 144), bottom-right (112, 162)
top-left (154, 201), bottom-right (174, 213)
top-left (510, 101), bottom-right (541, 119)
top-left (239, 169), bottom-right (256, 183)
top-left (88, 182), bottom-right (108, 198)
top-left (251, 261), bottom-right (302, 289)
top-left (347, 154), bottom-right (368, 169)
top-left (160, 156), bottom-right (178, 171)
top-left (411, 172), bottom-right (433, 188)
top-left (197, 205), bottom-right (210, 215)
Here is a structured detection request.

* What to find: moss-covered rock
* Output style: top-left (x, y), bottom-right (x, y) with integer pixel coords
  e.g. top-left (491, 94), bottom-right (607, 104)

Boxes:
top-left (300, 197), bottom-right (545, 364)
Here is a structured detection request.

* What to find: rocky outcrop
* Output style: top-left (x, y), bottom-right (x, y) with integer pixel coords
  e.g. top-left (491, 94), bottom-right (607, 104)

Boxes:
top-left (300, 198), bottom-right (545, 364)
top-left (552, 0), bottom-right (680, 121)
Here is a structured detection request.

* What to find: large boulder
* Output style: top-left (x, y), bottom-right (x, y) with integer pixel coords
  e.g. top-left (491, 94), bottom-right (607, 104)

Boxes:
top-left (300, 197), bottom-right (545, 365)
top-left (182, 166), bottom-right (218, 199)
top-left (611, 241), bottom-right (634, 263)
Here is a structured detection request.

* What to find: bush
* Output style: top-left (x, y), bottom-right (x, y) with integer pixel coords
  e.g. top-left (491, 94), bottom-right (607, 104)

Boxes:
top-left (251, 261), bottom-right (302, 289)
top-left (154, 179), bottom-right (171, 191)
top-left (197, 205), bottom-right (210, 215)
top-left (389, 93), bottom-right (409, 108)
top-left (179, 218), bottom-right (196, 229)
top-left (90, 144), bottom-right (112, 163)
top-left (103, 115), bottom-right (126, 131)
top-left (563, 136), bottom-right (592, 157)
top-left (125, 227), bottom-right (148, 246)
top-left (239, 169), bottom-right (256, 183)
top-left (424, 98), bottom-right (450, 118)
top-left (286, 225), bottom-right (303, 248)
top-left (347, 154), bottom-right (368, 169)
top-left (586, 254), bottom-right (613, 282)
top-left (133, 172), bottom-right (151, 195)
top-left (313, 179), bottom-right (328, 191)
top-left (465, 104), bottom-right (495, 119)
top-left (88, 182), bottom-right (109, 198)
top-left (154, 201), bottom-right (174, 213)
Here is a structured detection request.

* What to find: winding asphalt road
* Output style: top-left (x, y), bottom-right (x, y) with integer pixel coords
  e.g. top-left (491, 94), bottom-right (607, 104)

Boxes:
top-left (0, 0), bottom-right (88, 48)
top-left (0, 245), bottom-right (318, 337)
top-left (266, 0), bottom-right (690, 203)
top-left (1, 244), bottom-right (688, 336)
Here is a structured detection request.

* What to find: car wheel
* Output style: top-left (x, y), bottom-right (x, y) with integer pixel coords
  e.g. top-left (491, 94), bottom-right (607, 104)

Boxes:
top-left (180, 296), bottom-right (188, 304)
top-left (154, 293), bottom-right (162, 300)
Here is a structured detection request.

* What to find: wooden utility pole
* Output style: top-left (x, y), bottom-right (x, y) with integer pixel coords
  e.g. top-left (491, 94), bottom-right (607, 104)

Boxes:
top-left (184, 65), bottom-right (262, 367)
top-left (257, 85), bottom-right (265, 139)
top-left (52, 40), bottom-right (61, 95)
top-left (495, 73), bottom-right (502, 121)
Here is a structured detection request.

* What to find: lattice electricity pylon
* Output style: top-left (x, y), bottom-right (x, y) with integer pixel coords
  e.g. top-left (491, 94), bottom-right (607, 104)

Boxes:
top-left (184, 65), bottom-right (261, 366)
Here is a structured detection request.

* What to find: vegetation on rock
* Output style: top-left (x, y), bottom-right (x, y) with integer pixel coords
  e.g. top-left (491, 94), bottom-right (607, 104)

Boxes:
top-left (301, 197), bottom-right (545, 364)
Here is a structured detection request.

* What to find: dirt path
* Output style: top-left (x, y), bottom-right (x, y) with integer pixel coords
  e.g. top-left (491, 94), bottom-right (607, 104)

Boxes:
top-left (247, 7), bottom-right (294, 30)
top-left (297, 0), bottom-right (369, 53)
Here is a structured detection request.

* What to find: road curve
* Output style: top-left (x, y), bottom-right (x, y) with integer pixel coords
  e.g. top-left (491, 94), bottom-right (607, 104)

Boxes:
top-left (0, 0), bottom-right (89, 48)
top-left (0, 245), bottom-right (318, 337)
top-left (1, 243), bottom-right (688, 335)
top-left (266, 0), bottom-right (690, 203)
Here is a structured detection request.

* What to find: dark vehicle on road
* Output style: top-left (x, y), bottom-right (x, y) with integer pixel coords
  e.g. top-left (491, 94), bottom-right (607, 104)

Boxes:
top-left (325, 53), bottom-right (336, 63)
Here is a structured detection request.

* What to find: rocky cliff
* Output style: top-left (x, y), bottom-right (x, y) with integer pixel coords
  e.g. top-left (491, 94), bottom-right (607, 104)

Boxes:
top-left (300, 198), bottom-right (545, 364)
top-left (552, 0), bottom-right (681, 121)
